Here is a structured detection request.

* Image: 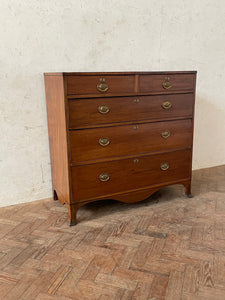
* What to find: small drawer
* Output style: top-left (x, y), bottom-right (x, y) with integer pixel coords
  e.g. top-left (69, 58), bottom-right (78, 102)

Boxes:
top-left (66, 75), bottom-right (135, 96)
top-left (68, 93), bottom-right (194, 128)
top-left (71, 149), bottom-right (191, 201)
top-left (69, 119), bottom-right (192, 163)
top-left (139, 74), bottom-right (195, 93)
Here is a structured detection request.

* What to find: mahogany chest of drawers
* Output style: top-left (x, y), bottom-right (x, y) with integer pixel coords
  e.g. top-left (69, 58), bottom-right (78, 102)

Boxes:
top-left (44, 71), bottom-right (197, 225)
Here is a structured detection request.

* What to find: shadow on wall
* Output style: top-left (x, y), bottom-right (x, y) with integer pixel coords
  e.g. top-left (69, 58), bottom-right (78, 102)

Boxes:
top-left (193, 95), bottom-right (225, 170)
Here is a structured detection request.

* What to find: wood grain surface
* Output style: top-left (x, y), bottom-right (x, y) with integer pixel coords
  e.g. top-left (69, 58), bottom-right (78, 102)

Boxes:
top-left (71, 149), bottom-right (191, 201)
top-left (44, 74), bottom-right (70, 205)
top-left (68, 93), bottom-right (194, 128)
top-left (69, 119), bottom-right (192, 163)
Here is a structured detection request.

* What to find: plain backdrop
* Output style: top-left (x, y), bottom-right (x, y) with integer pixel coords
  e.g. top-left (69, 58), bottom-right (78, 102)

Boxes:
top-left (0, 0), bottom-right (225, 206)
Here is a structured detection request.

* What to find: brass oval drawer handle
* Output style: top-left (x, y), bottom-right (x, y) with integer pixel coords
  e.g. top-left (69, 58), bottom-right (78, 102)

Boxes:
top-left (162, 101), bottom-right (172, 110)
top-left (97, 78), bottom-right (109, 92)
top-left (99, 173), bottom-right (110, 182)
top-left (134, 98), bottom-right (140, 103)
top-left (160, 162), bottom-right (169, 171)
top-left (99, 137), bottom-right (110, 147)
top-left (162, 77), bottom-right (172, 90)
top-left (98, 105), bottom-right (110, 114)
top-left (161, 130), bottom-right (170, 139)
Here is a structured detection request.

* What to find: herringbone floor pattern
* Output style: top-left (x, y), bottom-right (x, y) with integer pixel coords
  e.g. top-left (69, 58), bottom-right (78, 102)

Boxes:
top-left (1, 165), bottom-right (225, 299)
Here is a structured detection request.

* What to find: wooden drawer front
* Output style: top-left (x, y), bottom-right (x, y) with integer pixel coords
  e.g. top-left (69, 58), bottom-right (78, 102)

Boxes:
top-left (67, 75), bottom-right (135, 96)
top-left (71, 149), bottom-right (191, 200)
top-left (139, 74), bottom-right (195, 93)
top-left (68, 94), bottom-right (194, 128)
top-left (70, 119), bottom-right (192, 163)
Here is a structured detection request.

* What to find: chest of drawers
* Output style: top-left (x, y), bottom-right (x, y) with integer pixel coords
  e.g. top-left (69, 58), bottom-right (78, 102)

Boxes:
top-left (44, 71), bottom-right (196, 225)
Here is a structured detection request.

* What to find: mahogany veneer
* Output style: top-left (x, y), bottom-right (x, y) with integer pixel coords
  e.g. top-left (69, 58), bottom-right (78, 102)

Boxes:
top-left (44, 71), bottom-right (197, 225)
top-left (68, 93), bottom-right (194, 128)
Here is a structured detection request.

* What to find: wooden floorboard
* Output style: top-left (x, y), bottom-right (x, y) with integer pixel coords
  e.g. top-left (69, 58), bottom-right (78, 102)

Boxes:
top-left (0, 165), bottom-right (225, 299)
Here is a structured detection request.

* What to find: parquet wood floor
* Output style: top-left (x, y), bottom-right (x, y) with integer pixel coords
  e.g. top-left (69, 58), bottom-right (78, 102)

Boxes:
top-left (1, 165), bottom-right (225, 299)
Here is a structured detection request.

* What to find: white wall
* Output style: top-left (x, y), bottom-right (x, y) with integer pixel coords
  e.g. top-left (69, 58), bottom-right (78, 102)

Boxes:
top-left (1, 0), bottom-right (225, 207)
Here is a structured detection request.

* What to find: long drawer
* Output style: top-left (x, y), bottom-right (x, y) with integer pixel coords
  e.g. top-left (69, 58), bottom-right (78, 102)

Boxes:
top-left (68, 93), bottom-right (194, 128)
top-left (69, 119), bottom-right (192, 163)
top-left (71, 149), bottom-right (191, 201)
